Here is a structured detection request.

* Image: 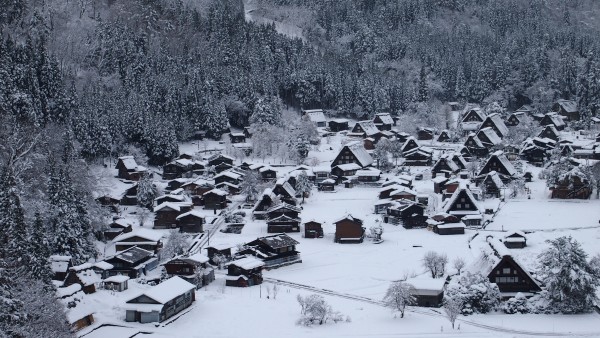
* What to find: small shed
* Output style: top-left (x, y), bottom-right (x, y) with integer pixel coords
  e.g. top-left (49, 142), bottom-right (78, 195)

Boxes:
top-left (318, 178), bottom-right (336, 191)
top-left (176, 210), bottom-right (205, 233)
top-left (206, 244), bottom-right (232, 265)
top-left (504, 231), bottom-right (527, 249)
top-left (304, 221), bottom-right (324, 238)
top-left (328, 119), bottom-right (349, 132)
top-left (405, 277), bottom-right (446, 307)
top-left (433, 222), bottom-right (465, 235)
top-left (225, 257), bottom-right (265, 287)
top-left (103, 275), bottom-right (130, 292)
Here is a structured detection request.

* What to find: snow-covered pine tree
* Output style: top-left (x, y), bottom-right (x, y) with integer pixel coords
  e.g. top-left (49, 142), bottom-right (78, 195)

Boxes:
top-left (0, 167), bottom-right (29, 264)
top-left (137, 173), bottom-right (157, 210)
top-left (28, 212), bottom-right (52, 282)
top-left (295, 171), bottom-right (312, 204)
top-left (537, 236), bottom-right (600, 314)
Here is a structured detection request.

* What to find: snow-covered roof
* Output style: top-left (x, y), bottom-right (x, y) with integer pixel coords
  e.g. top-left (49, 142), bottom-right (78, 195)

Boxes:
top-left (433, 154), bottom-right (459, 172)
top-left (76, 270), bottom-right (102, 286)
top-left (544, 112), bottom-right (566, 127)
top-left (355, 120), bottom-right (380, 136)
top-left (335, 163), bottom-right (362, 171)
top-left (488, 151), bottom-right (517, 176)
top-left (405, 277), bottom-right (446, 295)
top-left (118, 156), bottom-right (138, 170)
top-left (436, 223), bottom-right (466, 229)
top-left (127, 276), bottom-right (196, 305)
top-left (374, 113), bottom-right (394, 125)
top-left (333, 214), bottom-right (363, 225)
top-left (477, 127), bottom-right (502, 145)
top-left (331, 118), bottom-right (349, 123)
top-left (113, 228), bottom-right (163, 243)
top-left (483, 171), bottom-right (505, 189)
top-left (176, 210), bottom-right (205, 220)
top-left (443, 186), bottom-right (482, 214)
top-left (484, 113), bottom-right (509, 137)
top-left (555, 99), bottom-right (578, 113)
top-left (56, 284), bottom-right (81, 298)
top-left (203, 188), bottom-right (228, 196)
top-left (465, 133), bottom-right (485, 148)
top-left (94, 261), bottom-right (114, 270)
top-left (461, 121), bottom-right (482, 131)
top-left (259, 166), bottom-right (276, 173)
top-left (153, 202), bottom-right (183, 212)
top-left (50, 255), bottom-right (72, 273)
top-left (266, 203), bottom-right (301, 214)
top-left (345, 142), bottom-right (374, 167)
top-left (215, 171), bottom-right (242, 180)
top-left (104, 275), bottom-right (130, 283)
top-left (306, 111), bottom-right (327, 123)
top-left (356, 169), bottom-right (381, 177)
top-left (256, 234), bottom-right (299, 249)
top-left (390, 186), bottom-right (418, 196)
top-left (184, 253), bottom-right (210, 264)
top-left (249, 163), bottom-right (265, 170)
top-left (229, 257), bottom-right (265, 270)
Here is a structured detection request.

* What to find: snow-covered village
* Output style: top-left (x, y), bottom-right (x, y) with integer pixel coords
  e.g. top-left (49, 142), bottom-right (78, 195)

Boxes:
top-left (2, 1), bottom-right (600, 338)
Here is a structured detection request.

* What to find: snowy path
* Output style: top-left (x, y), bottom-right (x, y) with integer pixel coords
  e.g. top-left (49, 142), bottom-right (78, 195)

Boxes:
top-left (264, 277), bottom-right (600, 337)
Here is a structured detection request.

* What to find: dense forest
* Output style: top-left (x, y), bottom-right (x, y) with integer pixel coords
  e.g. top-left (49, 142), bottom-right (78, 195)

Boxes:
top-left (1, 0), bottom-right (600, 335)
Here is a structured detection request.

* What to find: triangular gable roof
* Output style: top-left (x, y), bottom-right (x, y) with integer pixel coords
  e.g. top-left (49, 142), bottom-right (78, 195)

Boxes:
top-left (555, 99), bottom-right (578, 113)
top-left (482, 171), bottom-right (505, 189)
top-left (482, 113), bottom-right (509, 137)
top-left (117, 156), bottom-right (138, 170)
top-left (401, 137), bottom-right (420, 153)
top-left (113, 228), bottom-right (163, 243)
top-left (479, 151), bottom-right (517, 177)
top-left (543, 113), bottom-right (566, 128)
top-left (487, 254), bottom-right (542, 292)
top-left (333, 214), bottom-right (363, 225)
top-left (465, 133), bottom-right (485, 148)
top-left (342, 142), bottom-right (374, 167)
top-left (306, 111), bottom-right (326, 123)
top-left (461, 107), bottom-right (486, 123)
top-left (432, 154), bottom-right (459, 173)
top-left (203, 188), bottom-right (228, 197)
top-left (110, 246), bottom-right (155, 264)
top-left (443, 186), bottom-right (482, 214)
top-left (255, 233), bottom-right (299, 249)
top-left (373, 113), bottom-right (394, 125)
top-left (266, 203), bottom-right (301, 214)
top-left (175, 210), bottom-right (205, 220)
top-left (477, 127), bottom-right (502, 146)
top-left (267, 214), bottom-right (301, 223)
top-left (451, 153), bottom-right (468, 169)
top-left (353, 120), bottom-right (380, 136)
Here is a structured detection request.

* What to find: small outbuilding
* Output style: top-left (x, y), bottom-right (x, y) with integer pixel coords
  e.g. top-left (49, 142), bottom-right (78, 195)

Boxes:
top-left (504, 231), bottom-right (527, 249)
top-left (304, 221), bottom-right (324, 238)
top-left (405, 277), bottom-right (446, 307)
top-left (103, 275), bottom-right (130, 292)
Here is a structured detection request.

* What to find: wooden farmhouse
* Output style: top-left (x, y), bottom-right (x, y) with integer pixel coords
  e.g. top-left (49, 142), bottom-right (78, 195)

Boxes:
top-left (486, 255), bottom-right (542, 296)
top-left (417, 127), bottom-right (434, 140)
top-left (64, 264), bottom-right (102, 294)
top-left (515, 105), bottom-right (533, 115)
top-left (479, 113), bottom-right (509, 138)
top-left (103, 218), bottom-right (133, 240)
top-left (504, 231), bottom-right (527, 249)
top-left (540, 112), bottom-right (566, 130)
top-left (176, 210), bottom-right (205, 233)
top-left (451, 153), bottom-right (468, 170)
top-left (104, 246), bottom-right (159, 278)
top-left (304, 221), bottom-right (324, 238)
top-left (68, 310), bottom-right (94, 333)
top-left (203, 189), bottom-right (228, 209)
top-left (476, 171), bottom-right (505, 198)
top-left (389, 186), bottom-right (418, 202)
top-left (462, 106), bottom-right (486, 123)
top-left (401, 137), bottom-right (420, 154)
top-left (162, 158), bottom-right (194, 180)
top-left (153, 202), bottom-right (192, 229)
top-left (163, 253), bottom-right (215, 287)
top-left (478, 151), bottom-right (517, 182)
top-left (386, 201), bottom-right (426, 228)
top-left (266, 203), bottom-right (301, 233)
top-left (549, 168), bottom-right (592, 199)
top-left (225, 257), bottom-right (265, 287)
top-left (476, 127), bottom-right (502, 149)
top-left (258, 166), bottom-right (278, 181)
top-left (115, 156), bottom-right (148, 181)
top-left (538, 125), bottom-right (560, 141)
top-left (207, 153), bottom-right (235, 167)
top-left (252, 188), bottom-right (277, 220)
top-left (373, 113), bottom-right (394, 131)
top-left (272, 180), bottom-right (298, 205)
top-left (331, 142), bottom-right (374, 169)
top-left (125, 276), bottom-right (196, 323)
top-left (431, 153), bottom-right (460, 178)
top-left (403, 147), bottom-right (433, 166)
top-left (113, 229), bottom-right (163, 253)
top-left (229, 132), bottom-right (246, 144)
top-left (357, 169), bottom-right (381, 182)
top-left (328, 119), bottom-right (349, 132)
top-left (405, 277), bottom-right (446, 307)
top-left (505, 112), bottom-right (523, 126)
top-left (437, 130), bottom-right (451, 142)
top-left (238, 234), bottom-right (301, 269)
top-left (303, 109), bottom-right (327, 127)
top-left (552, 99), bottom-right (579, 121)
top-left (350, 120), bottom-right (380, 138)
top-left (50, 255), bottom-right (73, 281)
top-left (103, 275), bottom-right (130, 292)
top-left (214, 170), bottom-right (243, 186)
top-left (334, 215), bottom-right (366, 243)
top-left (464, 133), bottom-right (488, 157)
top-left (442, 185), bottom-right (482, 219)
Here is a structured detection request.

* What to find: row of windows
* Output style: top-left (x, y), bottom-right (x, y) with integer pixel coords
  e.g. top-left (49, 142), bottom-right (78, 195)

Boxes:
top-left (496, 276), bottom-right (520, 283)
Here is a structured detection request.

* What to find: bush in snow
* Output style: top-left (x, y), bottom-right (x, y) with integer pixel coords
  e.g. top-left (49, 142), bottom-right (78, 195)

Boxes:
top-left (422, 251), bottom-right (448, 278)
top-left (453, 257), bottom-right (466, 275)
top-left (502, 292), bottom-right (530, 314)
top-left (444, 272), bottom-right (500, 315)
top-left (296, 294), bottom-right (345, 326)
top-left (536, 236), bottom-right (600, 314)
top-left (160, 230), bottom-right (191, 262)
top-left (223, 210), bottom-right (245, 223)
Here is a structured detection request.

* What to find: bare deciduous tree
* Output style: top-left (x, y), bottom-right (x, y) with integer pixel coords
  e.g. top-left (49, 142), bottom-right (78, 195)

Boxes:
top-left (443, 297), bottom-right (463, 329)
top-left (382, 281), bottom-right (415, 318)
top-left (453, 257), bottom-right (466, 275)
top-left (422, 251), bottom-right (448, 278)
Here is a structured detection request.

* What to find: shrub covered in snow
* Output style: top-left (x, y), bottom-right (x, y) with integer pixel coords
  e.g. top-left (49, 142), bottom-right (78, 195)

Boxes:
top-left (502, 292), bottom-right (529, 314)
top-left (444, 272), bottom-right (500, 315)
top-left (296, 294), bottom-right (345, 326)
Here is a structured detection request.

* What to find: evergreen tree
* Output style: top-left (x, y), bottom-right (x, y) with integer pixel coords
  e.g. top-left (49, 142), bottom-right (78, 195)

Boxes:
top-left (136, 173), bottom-right (157, 210)
top-left (417, 65), bottom-right (429, 102)
top-left (28, 212), bottom-right (52, 282)
top-left (537, 236), bottom-right (600, 314)
top-left (295, 171), bottom-right (312, 204)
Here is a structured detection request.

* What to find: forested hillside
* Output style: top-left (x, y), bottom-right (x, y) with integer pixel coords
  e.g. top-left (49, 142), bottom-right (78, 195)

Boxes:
top-left (1, 0), bottom-right (600, 335)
